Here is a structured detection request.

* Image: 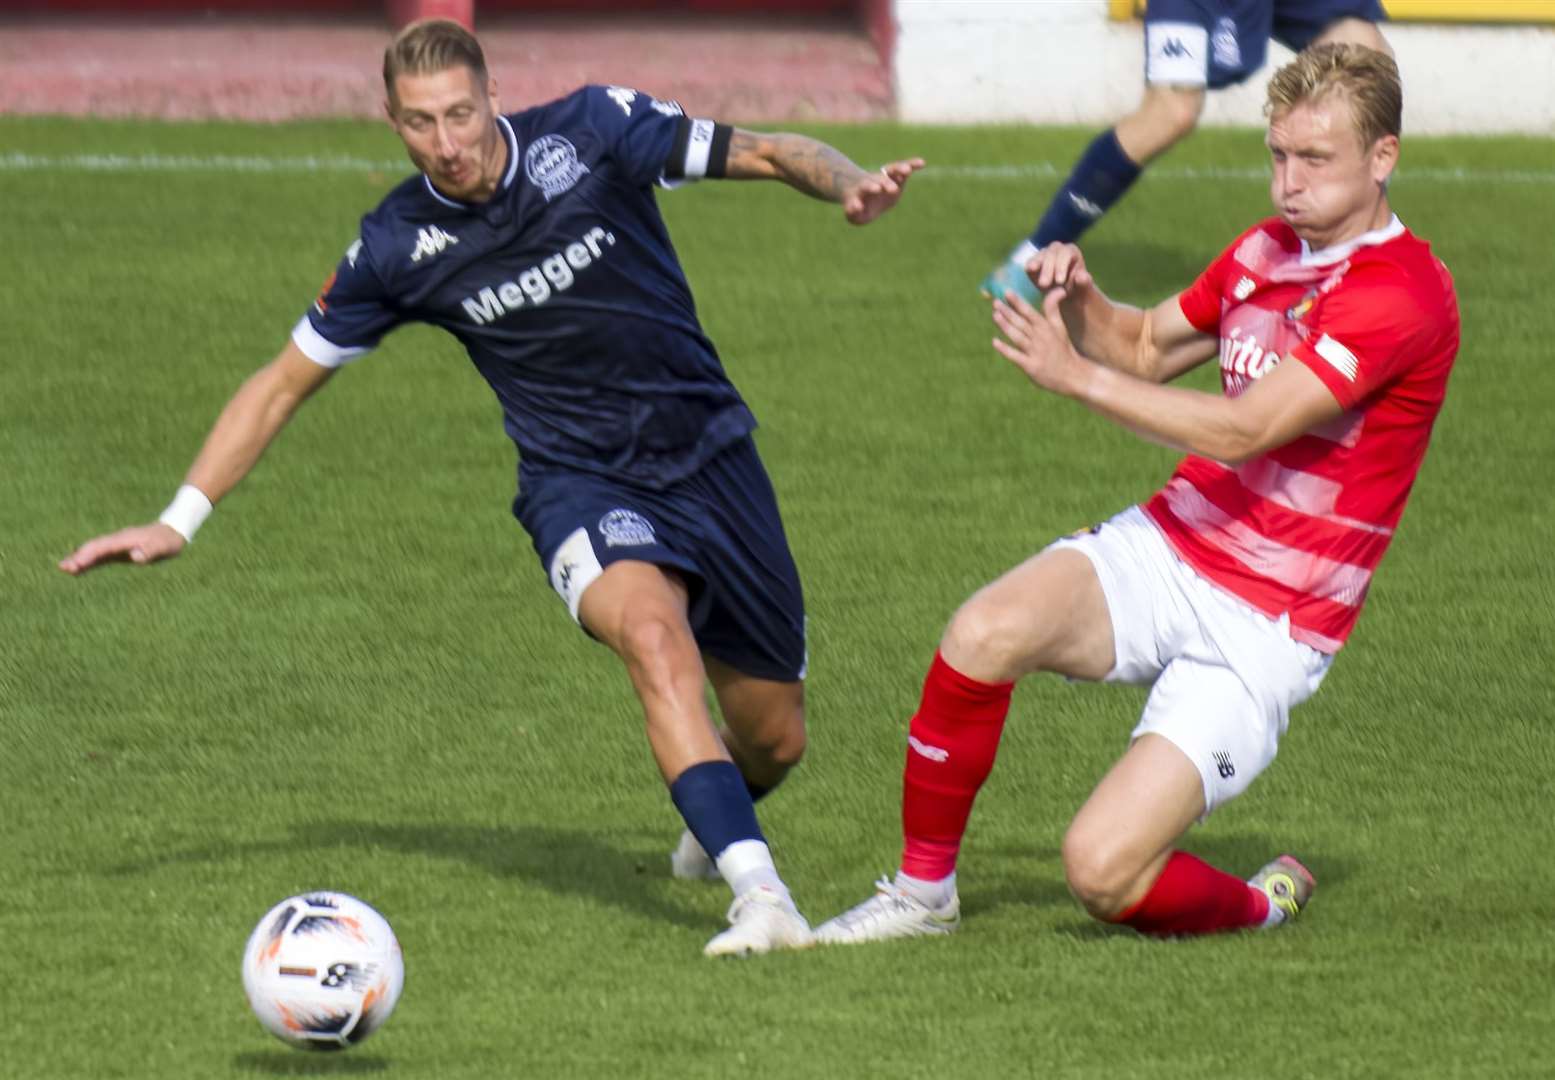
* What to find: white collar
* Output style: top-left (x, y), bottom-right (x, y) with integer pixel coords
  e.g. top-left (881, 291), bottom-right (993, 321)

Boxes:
top-left (1300, 213), bottom-right (1404, 267)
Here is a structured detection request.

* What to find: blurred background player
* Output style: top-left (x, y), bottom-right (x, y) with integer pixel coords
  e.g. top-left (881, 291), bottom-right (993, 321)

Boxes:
top-left (821, 44), bottom-right (1458, 944)
top-left (981, 0), bottom-right (1390, 303)
top-left (59, 18), bottom-right (923, 958)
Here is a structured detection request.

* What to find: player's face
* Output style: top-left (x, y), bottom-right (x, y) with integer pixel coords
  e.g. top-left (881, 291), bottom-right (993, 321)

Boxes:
top-left (1266, 94), bottom-right (1398, 250)
top-left (388, 65), bottom-right (505, 202)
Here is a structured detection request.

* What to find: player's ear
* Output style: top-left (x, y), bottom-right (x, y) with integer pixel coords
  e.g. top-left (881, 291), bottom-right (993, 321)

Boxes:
top-left (485, 76), bottom-right (501, 115)
top-left (1370, 133), bottom-right (1399, 186)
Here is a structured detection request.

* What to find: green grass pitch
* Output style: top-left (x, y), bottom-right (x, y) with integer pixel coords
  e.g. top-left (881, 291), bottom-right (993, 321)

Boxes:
top-left (3, 115), bottom-right (1553, 1078)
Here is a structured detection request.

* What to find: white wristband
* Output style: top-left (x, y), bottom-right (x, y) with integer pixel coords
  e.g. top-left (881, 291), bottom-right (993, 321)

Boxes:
top-left (158, 484), bottom-right (213, 543)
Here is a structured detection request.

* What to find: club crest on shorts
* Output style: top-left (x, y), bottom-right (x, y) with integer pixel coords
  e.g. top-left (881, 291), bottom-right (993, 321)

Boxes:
top-left (599, 508), bottom-right (655, 547)
top-left (525, 135), bottom-right (590, 202)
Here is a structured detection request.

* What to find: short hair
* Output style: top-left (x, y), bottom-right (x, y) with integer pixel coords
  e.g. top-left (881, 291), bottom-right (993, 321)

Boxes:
top-left (1265, 43), bottom-right (1402, 148)
top-left (382, 18), bottom-right (488, 104)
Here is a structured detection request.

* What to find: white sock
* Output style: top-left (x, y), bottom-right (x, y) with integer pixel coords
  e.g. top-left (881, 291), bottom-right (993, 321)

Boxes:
top-left (895, 869), bottom-right (956, 909)
top-left (1260, 889), bottom-right (1288, 929)
top-left (716, 839), bottom-right (788, 901)
top-left (1008, 238), bottom-right (1041, 266)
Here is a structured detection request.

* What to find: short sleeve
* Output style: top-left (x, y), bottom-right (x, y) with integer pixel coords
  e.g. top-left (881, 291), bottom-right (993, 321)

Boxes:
top-left (1176, 233), bottom-right (1243, 334)
top-left (1289, 267), bottom-right (1431, 410)
top-left (293, 236), bottom-right (402, 367)
top-left (584, 85), bottom-right (723, 189)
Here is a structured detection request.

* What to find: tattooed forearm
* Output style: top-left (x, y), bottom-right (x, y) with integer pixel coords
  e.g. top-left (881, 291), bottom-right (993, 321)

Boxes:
top-left (726, 129), bottom-right (867, 202)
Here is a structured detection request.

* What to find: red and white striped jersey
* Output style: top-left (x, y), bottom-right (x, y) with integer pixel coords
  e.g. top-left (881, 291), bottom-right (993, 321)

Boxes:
top-left (1142, 215), bottom-right (1460, 652)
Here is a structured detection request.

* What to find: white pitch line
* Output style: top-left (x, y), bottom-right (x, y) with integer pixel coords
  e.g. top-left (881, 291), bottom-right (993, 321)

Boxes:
top-left (2, 151), bottom-right (1553, 185)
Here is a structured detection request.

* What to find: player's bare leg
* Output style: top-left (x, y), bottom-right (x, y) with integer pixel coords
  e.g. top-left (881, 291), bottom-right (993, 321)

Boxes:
top-left (1313, 16), bottom-right (1392, 58)
top-left (1066, 734), bottom-right (1306, 934)
top-left (672, 659), bottom-right (806, 880)
top-left (982, 84), bottom-right (1204, 304)
top-left (1113, 84), bottom-right (1206, 168)
top-left (579, 561), bottom-right (811, 955)
top-left (819, 545), bottom-right (1304, 944)
top-left (1061, 734), bottom-right (1205, 919)
top-left (818, 548), bottom-right (1112, 944)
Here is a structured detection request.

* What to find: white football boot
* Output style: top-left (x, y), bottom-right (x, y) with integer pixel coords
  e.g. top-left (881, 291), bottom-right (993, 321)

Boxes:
top-left (670, 828), bottom-right (722, 881)
top-left (815, 877), bottom-right (961, 945)
top-left (703, 885), bottom-right (814, 957)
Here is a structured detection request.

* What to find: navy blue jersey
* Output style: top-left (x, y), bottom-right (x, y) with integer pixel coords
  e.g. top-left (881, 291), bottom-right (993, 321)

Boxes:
top-left (294, 85), bottom-right (750, 489)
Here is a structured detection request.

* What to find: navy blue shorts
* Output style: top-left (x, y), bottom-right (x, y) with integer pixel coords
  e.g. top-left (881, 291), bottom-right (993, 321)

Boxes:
top-left (513, 437), bottom-right (806, 683)
top-left (1144, 0), bottom-right (1386, 90)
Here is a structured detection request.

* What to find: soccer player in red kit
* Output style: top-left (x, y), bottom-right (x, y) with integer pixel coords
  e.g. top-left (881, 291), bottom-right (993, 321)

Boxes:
top-left (817, 43), bottom-right (1459, 944)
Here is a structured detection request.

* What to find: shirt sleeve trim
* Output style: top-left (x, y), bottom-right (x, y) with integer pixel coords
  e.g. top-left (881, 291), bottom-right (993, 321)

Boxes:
top-left (661, 118), bottom-right (729, 186)
top-left (1290, 343), bottom-right (1358, 410)
top-left (291, 315), bottom-right (372, 368)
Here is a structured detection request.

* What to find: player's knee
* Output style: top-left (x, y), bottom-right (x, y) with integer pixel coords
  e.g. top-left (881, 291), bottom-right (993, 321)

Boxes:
top-left (616, 611), bottom-right (695, 686)
top-left (747, 710), bottom-right (808, 773)
top-left (942, 593), bottom-right (1047, 682)
top-left (1316, 17), bottom-right (1392, 57)
top-left (1138, 85), bottom-right (1204, 143)
top-left (1060, 828), bottom-right (1138, 920)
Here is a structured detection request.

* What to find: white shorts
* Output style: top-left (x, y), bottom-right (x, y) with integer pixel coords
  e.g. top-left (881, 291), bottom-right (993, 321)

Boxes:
top-left (1050, 506), bottom-right (1332, 816)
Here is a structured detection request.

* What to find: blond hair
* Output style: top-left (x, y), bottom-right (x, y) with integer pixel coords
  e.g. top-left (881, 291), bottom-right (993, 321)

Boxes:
top-left (383, 18), bottom-right (488, 104)
top-left (1265, 43), bottom-right (1402, 148)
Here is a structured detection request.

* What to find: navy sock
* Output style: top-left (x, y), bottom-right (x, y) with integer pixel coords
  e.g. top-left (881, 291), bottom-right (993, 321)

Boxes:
top-left (1030, 128), bottom-right (1143, 248)
top-left (669, 760), bottom-right (765, 863)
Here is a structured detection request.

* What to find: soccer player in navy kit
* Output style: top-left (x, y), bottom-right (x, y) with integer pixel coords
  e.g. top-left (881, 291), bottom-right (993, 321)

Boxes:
top-left (58, 18), bottom-right (924, 957)
top-left (980, 0), bottom-right (1390, 304)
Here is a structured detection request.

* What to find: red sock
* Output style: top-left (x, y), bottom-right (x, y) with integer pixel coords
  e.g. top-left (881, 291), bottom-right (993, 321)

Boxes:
top-left (899, 650), bottom-right (1014, 881)
top-left (1115, 851), bottom-right (1271, 936)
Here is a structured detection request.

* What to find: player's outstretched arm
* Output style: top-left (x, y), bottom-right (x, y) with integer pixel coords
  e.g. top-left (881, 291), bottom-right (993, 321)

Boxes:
top-left (1021, 243), bottom-right (1213, 383)
top-left (991, 289), bottom-right (1342, 463)
top-left (723, 129), bottom-right (925, 225)
top-left (58, 340), bottom-right (335, 575)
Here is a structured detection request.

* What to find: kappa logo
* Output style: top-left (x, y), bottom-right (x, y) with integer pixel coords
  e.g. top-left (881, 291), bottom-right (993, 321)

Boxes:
top-left (1213, 752), bottom-right (1236, 779)
top-left (410, 226), bottom-right (459, 264)
top-left (1068, 191), bottom-right (1104, 219)
top-left (525, 135), bottom-right (590, 202)
top-left (1233, 275), bottom-right (1256, 300)
top-left (599, 509), bottom-right (655, 547)
top-left (606, 86), bottom-right (636, 116)
top-left (908, 735), bottom-right (949, 763)
top-left (651, 98), bottom-right (684, 117)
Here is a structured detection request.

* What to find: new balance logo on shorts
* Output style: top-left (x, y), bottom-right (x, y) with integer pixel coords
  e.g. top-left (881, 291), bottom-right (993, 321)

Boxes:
top-left (1161, 37), bottom-right (1191, 59)
top-left (1213, 752), bottom-right (1236, 779)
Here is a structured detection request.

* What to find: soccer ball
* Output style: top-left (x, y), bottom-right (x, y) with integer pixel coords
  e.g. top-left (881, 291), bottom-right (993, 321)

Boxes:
top-left (241, 891), bottom-right (404, 1050)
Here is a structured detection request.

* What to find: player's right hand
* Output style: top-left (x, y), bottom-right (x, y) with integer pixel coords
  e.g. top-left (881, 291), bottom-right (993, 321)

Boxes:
top-left (1026, 243), bottom-right (1093, 298)
top-left (58, 523), bottom-right (186, 576)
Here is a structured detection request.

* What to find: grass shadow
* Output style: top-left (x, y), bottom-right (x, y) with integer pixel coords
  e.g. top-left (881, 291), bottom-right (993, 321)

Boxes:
top-left (964, 832), bottom-right (1357, 927)
top-left (232, 1051), bottom-right (389, 1075)
top-left (109, 820), bottom-right (707, 930)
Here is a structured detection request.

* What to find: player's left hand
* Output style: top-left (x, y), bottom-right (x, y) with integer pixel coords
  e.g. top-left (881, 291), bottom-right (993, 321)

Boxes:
top-left (991, 289), bottom-right (1090, 397)
top-left (842, 158), bottom-right (925, 225)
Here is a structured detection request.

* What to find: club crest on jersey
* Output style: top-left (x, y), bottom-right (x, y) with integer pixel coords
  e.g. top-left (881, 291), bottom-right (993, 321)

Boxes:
top-left (1287, 288), bottom-right (1317, 322)
top-left (598, 509), bottom-right (655, 547)
top-left (525, 135), bottom-right (590, 202)
top-left (410, 226), bottom-right (459, 264)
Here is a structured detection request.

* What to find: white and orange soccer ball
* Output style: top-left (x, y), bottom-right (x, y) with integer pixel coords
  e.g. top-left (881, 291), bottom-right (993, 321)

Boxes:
top-left (241, 891), bottom-right (404, 1050)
